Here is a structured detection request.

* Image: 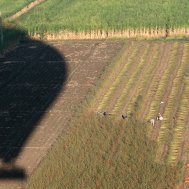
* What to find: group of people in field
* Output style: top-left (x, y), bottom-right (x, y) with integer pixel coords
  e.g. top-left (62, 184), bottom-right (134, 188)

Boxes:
top-left (99, 101), bottom-right (167, 126)
top-left (150, 112), bottom-right (164, 126)
top-left (101, 111), bottom-right (128, 120)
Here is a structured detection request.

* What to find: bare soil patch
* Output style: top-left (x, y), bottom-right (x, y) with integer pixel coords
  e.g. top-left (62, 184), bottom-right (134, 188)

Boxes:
top-left (0, 40), bottom-right (124, 189)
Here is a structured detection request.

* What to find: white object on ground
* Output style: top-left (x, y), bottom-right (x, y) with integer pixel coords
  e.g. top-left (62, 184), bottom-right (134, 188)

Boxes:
top-left (150, 119), bottom-right (155, 126)
top-left (159, 116), bottom-right (163, 120)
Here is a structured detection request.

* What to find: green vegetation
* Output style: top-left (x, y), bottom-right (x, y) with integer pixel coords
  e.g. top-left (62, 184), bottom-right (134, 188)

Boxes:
top-left (16, 0), bottom-right (189, 33)
top-left (0, 0), bottom-right (34, 17)
top-left (26, 114), bottom-right (176, 189)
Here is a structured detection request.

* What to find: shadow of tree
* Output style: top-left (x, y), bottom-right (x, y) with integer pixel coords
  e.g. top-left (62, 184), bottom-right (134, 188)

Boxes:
top-left (0, 23), bottom-right (68, 179)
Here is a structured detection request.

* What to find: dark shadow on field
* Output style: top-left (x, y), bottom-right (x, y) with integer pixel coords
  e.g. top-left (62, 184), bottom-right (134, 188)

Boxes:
top-left (0, 24), bottom-right (67, 179)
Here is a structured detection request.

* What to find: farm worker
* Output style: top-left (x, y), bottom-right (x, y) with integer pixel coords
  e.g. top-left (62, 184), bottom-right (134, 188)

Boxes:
top-left (150, 119), bottom-right (155, 126)
top-left (157, 113), bottom-right (163, 121)
top-left (122, 114), bottom-right (128, 119)
top-left (103, 111), bottom-right (109, 116)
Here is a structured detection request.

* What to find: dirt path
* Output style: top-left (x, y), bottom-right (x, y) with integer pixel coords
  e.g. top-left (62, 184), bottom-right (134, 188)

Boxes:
top-left (0, 40), bottom-right (124, 189)
top-left (6, 0), bottom-right (46, 21)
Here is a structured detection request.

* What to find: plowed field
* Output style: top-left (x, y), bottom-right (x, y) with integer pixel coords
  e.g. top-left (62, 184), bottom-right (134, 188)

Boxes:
top-left (0, 40), bottom-right (124, 189)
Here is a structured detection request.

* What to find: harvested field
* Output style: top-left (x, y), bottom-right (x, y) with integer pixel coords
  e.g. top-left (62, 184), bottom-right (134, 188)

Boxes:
top-left (26, 40), bottom-right (189, 189)
top-left (89, 40), bottom-right (189, 188)
top-left (0, 39), bottom-right (124, 189)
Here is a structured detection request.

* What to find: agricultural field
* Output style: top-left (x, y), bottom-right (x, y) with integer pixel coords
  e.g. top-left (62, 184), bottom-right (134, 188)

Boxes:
top-left (0, 0), bottom-right (34, 17)
top-left (0, 39), bottom-right (124, 189)
top-left (16, 0), bottom-right (189, 33)
top-left (26, 40), bottom-right (189, 189)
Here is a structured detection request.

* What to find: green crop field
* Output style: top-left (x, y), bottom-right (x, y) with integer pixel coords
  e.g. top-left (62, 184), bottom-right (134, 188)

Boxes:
top-left (26, 40), bottom-right (189, 189)
top-left (0, 0), bottom-right (34, 17)
top-left (16, 0), bottom-right (189, 33)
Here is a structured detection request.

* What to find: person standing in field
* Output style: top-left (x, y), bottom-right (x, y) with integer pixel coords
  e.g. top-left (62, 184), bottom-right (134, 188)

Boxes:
top-left (150, 119), bottom-right (155, 126)
top-left (157, 113), bottom-right (163, 121)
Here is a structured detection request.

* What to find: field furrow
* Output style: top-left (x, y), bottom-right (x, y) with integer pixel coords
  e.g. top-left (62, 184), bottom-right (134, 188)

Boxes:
top-left (139, 42), bottom-right (174, 121)
top-left (111, 43), bottom-right (151, 115)
top-left (120, 43), bottom-right (159, 116)
top-left (149, 43), bottom-right (184, 140)
top-left (184, 104), bottom-right (189, 189)
top-left (96, 43), bottom-right (142, 112)
top-left (90, 42), bottom-right (134, 110)
top-left (155, 43), bottom-right (188, 163)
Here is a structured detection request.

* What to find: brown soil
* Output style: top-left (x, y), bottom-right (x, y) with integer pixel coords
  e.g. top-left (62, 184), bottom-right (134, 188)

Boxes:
top-left (0, 40), bottom-right (124, 189)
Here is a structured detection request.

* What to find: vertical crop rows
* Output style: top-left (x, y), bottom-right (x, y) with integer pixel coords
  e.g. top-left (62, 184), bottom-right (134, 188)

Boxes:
top-left (97, 43), bottom-right (141, 112)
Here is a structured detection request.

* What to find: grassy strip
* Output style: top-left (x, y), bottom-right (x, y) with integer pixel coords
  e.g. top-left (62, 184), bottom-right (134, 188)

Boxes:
top-left (0, 0), bottom-right (34, 18)
top-left (16, 0), bottom-right (189, 33)
top-left (26, 114), bottom-right (177, 189)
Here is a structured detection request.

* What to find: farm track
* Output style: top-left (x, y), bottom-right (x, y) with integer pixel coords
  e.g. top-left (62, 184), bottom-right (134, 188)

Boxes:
top-left (0, 40), bottom-right (124, 189)
top-left (6, 0), bottom-right (46, 21)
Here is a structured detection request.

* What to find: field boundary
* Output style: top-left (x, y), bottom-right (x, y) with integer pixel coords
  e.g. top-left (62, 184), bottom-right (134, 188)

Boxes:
top-left (5, 0), bottom-right (46, 21)
top-left (29, 28), bottom-right (189, 40)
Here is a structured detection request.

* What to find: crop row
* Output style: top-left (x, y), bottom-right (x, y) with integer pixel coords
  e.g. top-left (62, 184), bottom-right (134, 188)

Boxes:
top-left (137, 43), bottom-right (171, 126)
top-left (90, 43), bottom-right (134, 110)
top-left (157, 44), bottom-right (187, 142)
top-left (111, 44), bottom-right (150, 115)
top-left (146, 43), bottom-right (179, 122)
top-left (126, 43), bottom-right (160, 117)
top-left (154, 44), bottom-right (187, 163)
top-left (97, 44), bottom-right (141, 112)
top-left (167, 45), bottom-right (189, 164)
